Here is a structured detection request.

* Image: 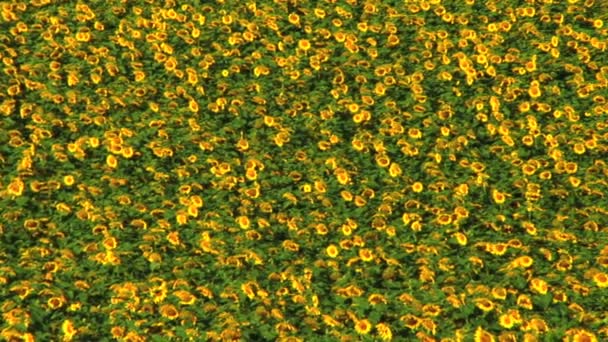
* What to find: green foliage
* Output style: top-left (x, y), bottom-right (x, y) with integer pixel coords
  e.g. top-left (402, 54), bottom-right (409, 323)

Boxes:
top-left (0, 0), bottom-right (607, 341)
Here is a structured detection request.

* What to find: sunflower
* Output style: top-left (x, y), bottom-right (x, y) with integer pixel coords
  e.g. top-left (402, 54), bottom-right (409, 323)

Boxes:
top-left (401, 314), bottom-right (420, 329)
top-left (437, 214), bottom-right (453, 225)
top-left (160, 304), bottom-right (179, 320)
top-left (149, 284), bottom-right (167, 304)
top-left (590, 17), bottom-right (604, 28)
top-left (568, 176), bottom-right (581, 187)
top-left (336, 170), bottom-right (350, 185)
top-left (422, 304), bottom-right (442, 317)
top-left (419, 318), bottom-right (437, 336)
top-left (474, 298), bottom-right (495, 312)
top-left (412, 182), bottom-right (424, 193)
top-left (322, 315), bottom-right (341, 327)
top-left (48, 296), bottom-right (66, 310)
top-left (388, 163), bottom-right (402, 177)
top-left (235, 215), bottom-right (250, 230)
top-left (355, 319), bottom-right (372, 335)
top-left (165, 231), bottom-right (180, 246)
top-left (61, 174), bottom-right (76, 186)
top-left (516, 256), bottom-right (534, 268)
top-left (408, 128), bottom-right (422, 139)
top-left (173, 290), bottom-right (196, 305)
top-left (376, 154), bottom-right (391, 168)
top-left (294, 38), bottom-right (312, 52)
top-left (518, 133), bottom-right (535, 146)
top-left (354, 195), bottom-right (367, 207)
top-left (7, 177), bottom-right (25, 196)
top-left (490, 287), bottom-right (506, 300)
top-left (110, 326), bottom-right (125, 339)
top-left (359, 248), bottom-right (374, 262)
top-left (347, 102), bottom-right (360, 113)
top-left (592, 272), bottom-right (608, 288)
top-left (539, 170), bottom-right (552, 180)
top-left (526, 318), bottom-right (549, 333)
top-left (326, 245), bottom-right (339, 258)
top-left (517, 294), bottom-right (533, 310)
top-left (375, 322), bottom-right (392, 341)
top-left (454, 206), bottom-right (469, 218)
top-left (244, 186), bottom-right (260, 198)
top-left (186, 98), bottom-right (199, 113)
top-left (506, 310), bottom-right (523, 325)
top-left (62, 320), bottom-right (77, 341)
top-left (528, 81), bottom-right (542, 98)
top-left (474, 326), bottom-right (495, 342)
top-left (499, 314), bottom-right (515, 329)
top-left (489, 243), bottom-right (508, 256)
top-left (23, 219), bottom-right (40, 231)
top-left (282, 240), bottom-right (300, 252)
top-left (368, 294), bottom-right (388, 306)
top-left (451, 232), bottom-right (467, 246)
top-left (492, 189), bottom-right (506, 204)
top-left (529, 278), bottom-right (548, 294)
top-left (102, 236), bottom-right (118, 250)
top-left (411, 221), bottom-right (423, 232)
top-left (572, 143), bottom-right (586, 154)
top-left (571, 330), bottom-right (598, 342)
top-left (106, 154), bottom-right (118, 168)
top-left (176, 210), bottom-right (189, 225)
top-left (521, 163), bottom-right (536, 176)
top-left (565, 162), bottom-right (578, 174)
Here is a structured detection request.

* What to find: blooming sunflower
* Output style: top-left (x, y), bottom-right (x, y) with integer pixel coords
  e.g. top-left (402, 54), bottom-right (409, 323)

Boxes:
top-left (375, 322), bottom-right (392, 341)
top-left (63, 175), bottom-right (75, 186)
top-left (48, 296), bottom-right (66, 310)
top-left (498, 314), bottom-right (515, 329)
top-left (474, 298), bottom-right (495, 312)
top-left (474, 326), bottom-right (495, 342)
top-left (491, 287), bottom-right (507, 300)
top-left (388, 162), bottom-right (402, 177)
top-left (322, 314), bottom-right (341, 327)
top-left (359, 248), bottom-right (374, 262)
top-left (355, 319), bottom-right (372, 335)
top-left (422, 304), bottom-right (442, 317)
top-left (516, 256), bottom-right (534, 268)
top-left (326, 245), bottom-right (339, 258)
top-left (489, 243), bottom-right (508, 256)
top-left (529, 278), bottom-right (549, 294)
top-left (110, 326), bottom-right (125, 339)
top-left (571, 329), bottom-right (598, 342)
top-left (491, 189), bottom-right (506, 204)
top-left (401, 314), bottom-right (420, 329)
top-left (592, 272), bottom-right (608, 287)
top-left (453, 232), bottom-right (468, 246)
top-left (7, 177), bottom-right (25, 196)
top-left (173, 290), bottom-right (196, 305)
top-left (437, 214), bottom-right (452, 225)
top-left (517, 294), bottom-right (533, 310)
top-left (62, 320), bottom-right (77, 341)
top-left (159, 304), bottom-right (179, 320)
top-left (106, 154), bottom-right (118, 168)
top-left (368, 293), bottom-right (388, 305)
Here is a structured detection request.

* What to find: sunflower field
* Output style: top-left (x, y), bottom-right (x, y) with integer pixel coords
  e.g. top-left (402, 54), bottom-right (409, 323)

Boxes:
top-left (1, 0), bottom-right (608, 341)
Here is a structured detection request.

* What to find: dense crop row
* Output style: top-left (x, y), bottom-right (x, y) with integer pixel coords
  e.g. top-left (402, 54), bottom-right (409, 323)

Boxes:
top-left (1, 0), bottom-right (607, 341)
